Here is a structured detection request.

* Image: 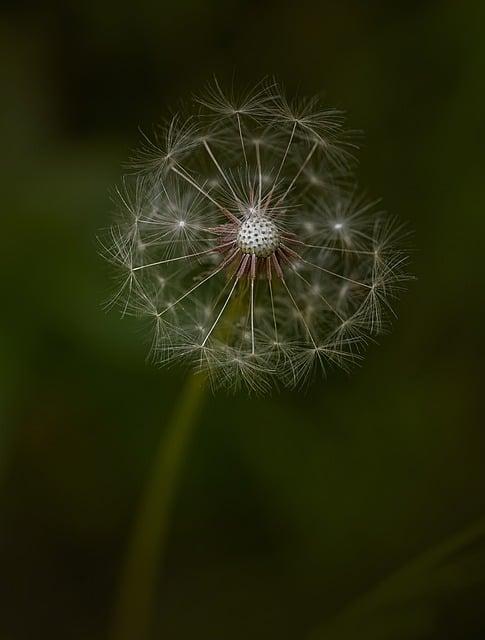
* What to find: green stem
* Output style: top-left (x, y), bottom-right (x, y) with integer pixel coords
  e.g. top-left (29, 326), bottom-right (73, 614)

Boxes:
top-left (111, 372), bottom-right (207, 640)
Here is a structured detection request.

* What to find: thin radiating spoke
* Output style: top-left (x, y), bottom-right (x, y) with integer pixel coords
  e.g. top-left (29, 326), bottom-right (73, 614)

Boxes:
top-left (171, 165), bottom-right (240, 224)
top-left (250, 278), bottom-right (255, 354)
top-left (249, 254), bottom-right (257, 354)
top-left (132, 241), bottom-right (235, 271)
top-left (255, 141), bottom-right (263, 208)
top-left (285, 237), bottom-right (375, 256)
top-left (268, 274), bottom-right (278, 342)
top-left (158, 249), bottom-right (239, 317)
top-left (281, 278), bottom-right (319, 351)
top-left (201, 275), bottom-right (240, 346)
top-left (274, 141), bottom-right (318, 207)
top-left (203, 140), bottom-right (240, 202)
top-left (264, 122), bottom-right (297, 212)
top-left (236, 113), bottom-right (248, 169)
top-left (282, 245), bottom-right (372, 289)
top-left (275, 121), bottom-right (297, 184)
top-left (288, 265), bottom-right (345, 322)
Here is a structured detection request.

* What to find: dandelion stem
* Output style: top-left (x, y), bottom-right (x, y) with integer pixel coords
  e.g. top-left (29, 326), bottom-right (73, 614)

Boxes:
top-left (110, 372), bottom-right (207, 640)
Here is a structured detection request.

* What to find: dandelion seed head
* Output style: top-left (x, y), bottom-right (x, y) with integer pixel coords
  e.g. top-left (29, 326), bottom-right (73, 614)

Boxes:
top-left (237, 214), bottom-right (280, 258)
top-left (102, 79), bottom-right (411, 392)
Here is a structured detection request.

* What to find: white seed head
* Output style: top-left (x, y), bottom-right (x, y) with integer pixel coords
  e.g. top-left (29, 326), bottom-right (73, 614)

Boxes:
top-left (237, 214), bottom-right (280, 258)
top-left (102, 79), bottom-right (411, 393)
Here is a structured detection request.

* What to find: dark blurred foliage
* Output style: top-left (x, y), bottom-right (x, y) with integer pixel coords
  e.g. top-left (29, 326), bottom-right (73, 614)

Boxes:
top-left (1, 1), bottom-right (485, 638)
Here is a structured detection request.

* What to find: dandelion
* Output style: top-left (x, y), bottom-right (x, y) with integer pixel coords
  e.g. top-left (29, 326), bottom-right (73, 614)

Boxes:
top-left (106, 79), bottom-right (412, 640)
top-left (102, 80), bottom-right (409, 392)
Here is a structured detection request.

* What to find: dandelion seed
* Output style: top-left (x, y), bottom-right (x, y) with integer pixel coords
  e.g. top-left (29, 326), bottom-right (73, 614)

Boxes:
top-left (102, 79), bottom-right (411, 392)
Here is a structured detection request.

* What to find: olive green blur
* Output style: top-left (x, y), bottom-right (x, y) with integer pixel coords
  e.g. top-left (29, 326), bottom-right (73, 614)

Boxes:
top-left (1, 1), bottom-right (484, 638)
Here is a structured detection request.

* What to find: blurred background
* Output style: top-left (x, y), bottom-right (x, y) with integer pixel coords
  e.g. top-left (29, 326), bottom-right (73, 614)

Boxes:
top-left (1, 1), bottom-right (484, 638)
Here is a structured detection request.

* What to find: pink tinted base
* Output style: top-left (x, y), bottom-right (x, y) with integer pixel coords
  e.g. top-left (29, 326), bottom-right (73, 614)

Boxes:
top-left (210, 221), bottom-right (298, 282)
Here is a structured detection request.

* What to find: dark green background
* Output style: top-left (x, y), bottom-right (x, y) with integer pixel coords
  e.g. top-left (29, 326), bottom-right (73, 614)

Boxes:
top-left (1, 1), bottom-right (484, 638)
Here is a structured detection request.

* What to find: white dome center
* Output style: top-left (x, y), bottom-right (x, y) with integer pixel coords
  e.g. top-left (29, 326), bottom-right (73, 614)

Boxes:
top-left (237, 215), bottom-right (280, 258)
